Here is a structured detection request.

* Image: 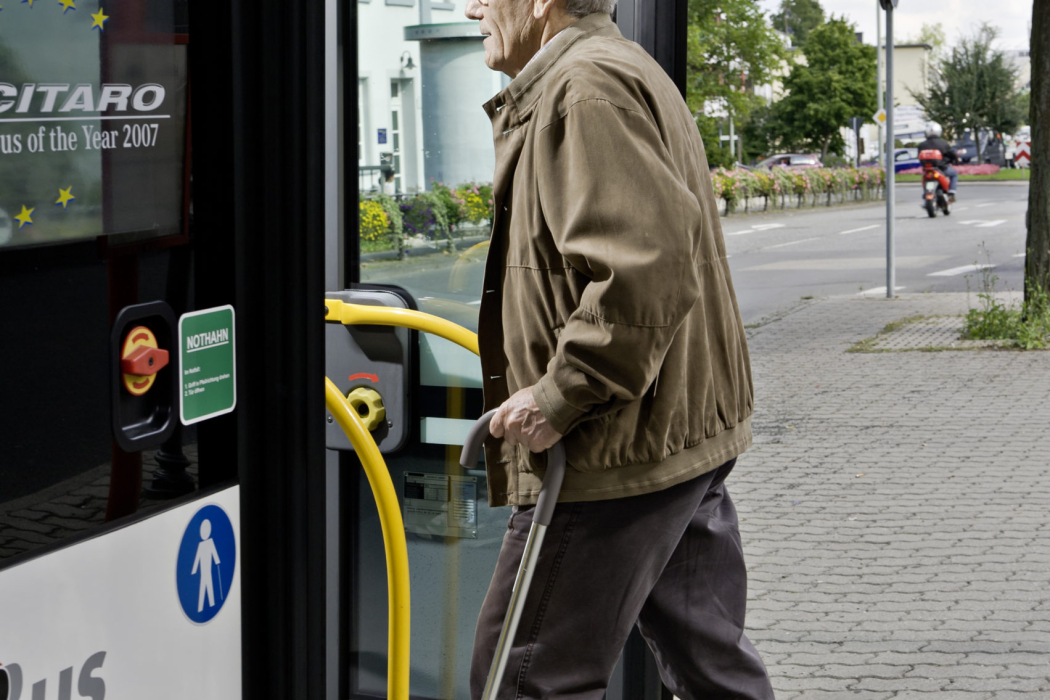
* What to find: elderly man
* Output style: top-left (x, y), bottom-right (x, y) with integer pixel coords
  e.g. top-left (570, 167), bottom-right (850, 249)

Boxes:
top-left (465, 0), bottom-right (774, 697)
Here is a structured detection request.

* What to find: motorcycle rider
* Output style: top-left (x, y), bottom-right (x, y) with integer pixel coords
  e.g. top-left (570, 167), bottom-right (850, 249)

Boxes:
top-left (917, 121), bottom-right (959, 200)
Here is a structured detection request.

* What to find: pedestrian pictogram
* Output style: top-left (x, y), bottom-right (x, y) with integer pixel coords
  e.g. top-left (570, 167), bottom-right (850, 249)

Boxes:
top-left (176, 504), bottom-right (236, 624)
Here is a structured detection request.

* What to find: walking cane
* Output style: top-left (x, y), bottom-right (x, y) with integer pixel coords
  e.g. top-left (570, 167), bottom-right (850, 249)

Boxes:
top-left (460, 409), bottom-right (567, 700)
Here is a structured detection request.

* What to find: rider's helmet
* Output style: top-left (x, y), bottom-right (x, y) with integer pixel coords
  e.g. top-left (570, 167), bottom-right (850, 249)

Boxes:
top-left (924, 121), bottom-right (943, 138)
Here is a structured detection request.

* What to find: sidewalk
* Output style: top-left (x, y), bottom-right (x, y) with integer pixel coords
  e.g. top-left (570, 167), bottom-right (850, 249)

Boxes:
top-left (734, 292), bottom-right (1050, 699)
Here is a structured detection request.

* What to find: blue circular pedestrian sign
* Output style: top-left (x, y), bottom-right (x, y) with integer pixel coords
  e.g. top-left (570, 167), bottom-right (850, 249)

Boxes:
top-left (176, 504), bottom-right (236, 624)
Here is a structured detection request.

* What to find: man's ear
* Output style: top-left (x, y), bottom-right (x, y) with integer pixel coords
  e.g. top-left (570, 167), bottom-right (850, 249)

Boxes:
top-left (533, 0), bottom-right (558, 20)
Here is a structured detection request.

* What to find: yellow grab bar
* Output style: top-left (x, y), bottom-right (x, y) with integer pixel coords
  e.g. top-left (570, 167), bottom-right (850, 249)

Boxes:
top-left (325, 298), bottom-right (480, 356)
top-left (325, 300), bottom-right (481, 700)
top-left (325, 378), bottom-right (411, 700)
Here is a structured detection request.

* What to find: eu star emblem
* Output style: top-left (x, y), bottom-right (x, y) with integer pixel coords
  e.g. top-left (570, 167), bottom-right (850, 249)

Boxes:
top-left (90, 7), bottom-right (108, 30)
top-left (58, 0), bottom-right (75, 12)
top-left (55, 187), bottom-right (75, 209)
top-left (21, 0), bottom-right (34, 7)
top-left (15, 205), bottom-right (34, 229)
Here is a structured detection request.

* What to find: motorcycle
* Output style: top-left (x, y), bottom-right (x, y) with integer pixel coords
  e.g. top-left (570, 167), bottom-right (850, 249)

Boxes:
top-left (918, 149), bottom-right (952, 218)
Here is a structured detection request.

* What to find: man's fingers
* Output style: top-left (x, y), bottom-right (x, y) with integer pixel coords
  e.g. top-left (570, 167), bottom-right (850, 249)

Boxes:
top-left (489, 407), bottom-right (505, 438)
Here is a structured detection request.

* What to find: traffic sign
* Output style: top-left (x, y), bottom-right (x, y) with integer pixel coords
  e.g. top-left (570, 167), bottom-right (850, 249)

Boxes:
top-left (179, 305), bottom-right (236, 425)
top-left (873, 108), bottom-right (887, 125)
top-left (1015, 141), bottom-right (1031, 167)
top-left (878, 0), bottom-right (898, 9)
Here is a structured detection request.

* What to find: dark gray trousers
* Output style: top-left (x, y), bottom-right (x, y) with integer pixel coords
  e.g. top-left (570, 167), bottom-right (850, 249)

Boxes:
top-left (470, 459), bottom-right (775, 700)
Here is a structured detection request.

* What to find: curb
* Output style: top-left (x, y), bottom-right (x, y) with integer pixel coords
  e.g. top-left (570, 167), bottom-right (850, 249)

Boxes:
top-left (361, 234), bottom-right (491, 262)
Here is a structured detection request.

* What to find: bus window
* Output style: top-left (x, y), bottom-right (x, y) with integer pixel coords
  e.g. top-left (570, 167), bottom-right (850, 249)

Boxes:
top-left (0, 0), bottom-right (196, 567)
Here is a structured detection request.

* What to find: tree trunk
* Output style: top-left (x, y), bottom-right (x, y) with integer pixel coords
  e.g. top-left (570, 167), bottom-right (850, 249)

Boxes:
top-left (820, 136), bottom-right (831, 163)
top-left (1027, 0), bottom-right (1050, 301)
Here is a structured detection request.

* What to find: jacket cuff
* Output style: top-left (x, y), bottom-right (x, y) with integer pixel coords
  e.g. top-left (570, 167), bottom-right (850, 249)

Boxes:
top-left (533, 374), bottom-right (588, 436)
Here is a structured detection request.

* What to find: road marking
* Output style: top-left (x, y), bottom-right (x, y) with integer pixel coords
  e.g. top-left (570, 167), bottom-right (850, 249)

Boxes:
top-left (1013, 253), bottom-right (1026, 258)
top-left (959, 220), bottom-right (1006, 227)
top-left (976, 202), bottom-right (995, 208)
top-left (928, 263), bottom-right (995, 277)
top-left (725, 223), bottom-right (785, 237)
top-left (741, 256), bottom-right (948, 272)
top-left (839, 224), bottom-right (879, 235)
top-left (954, 207), bottom-right (970, 212)
top-left (857, 286), bottom-right (905, 296)
top-left (765, 237), bottom-right (819, 249)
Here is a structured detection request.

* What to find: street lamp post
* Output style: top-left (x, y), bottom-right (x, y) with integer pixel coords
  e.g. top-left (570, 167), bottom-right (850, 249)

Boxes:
top-left (877, 0), bottom-right (883, 166)
top-left (881, 0), bottom-right (897, 299)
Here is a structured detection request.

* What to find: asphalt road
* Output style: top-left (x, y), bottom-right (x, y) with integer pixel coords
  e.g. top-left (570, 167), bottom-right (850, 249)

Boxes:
top-left (363, 181), bottom-right (1032, 327)
top-left (725, 182), bottom-right (1031, 324)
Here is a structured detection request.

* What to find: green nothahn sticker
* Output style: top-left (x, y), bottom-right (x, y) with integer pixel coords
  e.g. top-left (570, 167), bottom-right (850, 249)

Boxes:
top-left (179, 305), bottom-right (237, 425)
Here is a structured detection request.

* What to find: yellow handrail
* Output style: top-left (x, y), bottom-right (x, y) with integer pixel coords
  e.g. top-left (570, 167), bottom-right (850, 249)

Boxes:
top-left (325, 299), bottom-right (480, 356)
top-left (325, 378), bottom-right (412, 700)
top-left (325, 300), bottom-right (481, 700)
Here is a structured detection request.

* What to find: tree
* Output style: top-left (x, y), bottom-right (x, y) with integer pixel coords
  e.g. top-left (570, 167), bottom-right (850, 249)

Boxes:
top-left (912, 24), bottom-right (1025, 160)
top-left (910, 22), bottom-right (947, 62)
top-left (686, 0), bottom-right (789, 166)
top-left (768, 18), bottom-right (876, 161)
top-left (1027, 0), bottom-right (1049, 301)
top-left (770, 0), bottom-right (824, 47)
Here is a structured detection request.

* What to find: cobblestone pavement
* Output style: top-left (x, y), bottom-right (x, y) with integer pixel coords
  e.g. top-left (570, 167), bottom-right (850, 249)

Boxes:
top-left (0, 447), bottom-right (199, 560)
top-left (734, 292), bottom-right (1050, 700)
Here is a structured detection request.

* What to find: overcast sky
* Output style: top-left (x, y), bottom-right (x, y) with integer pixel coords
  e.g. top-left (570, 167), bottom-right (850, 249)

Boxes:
top-left (755, 0), bottom-right (1034, 51)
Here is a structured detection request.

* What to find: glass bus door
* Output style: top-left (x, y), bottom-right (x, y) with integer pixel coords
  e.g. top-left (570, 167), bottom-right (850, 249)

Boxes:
top-left (345, 0), bottom-right (686, 696)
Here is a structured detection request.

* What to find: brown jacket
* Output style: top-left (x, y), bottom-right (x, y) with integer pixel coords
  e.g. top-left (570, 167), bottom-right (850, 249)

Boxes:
top-left (479, 12), bottom-right (753, 507)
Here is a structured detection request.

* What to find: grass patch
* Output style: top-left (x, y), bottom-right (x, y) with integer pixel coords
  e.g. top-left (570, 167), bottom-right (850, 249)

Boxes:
top-left (897, 169), bottom-right (1031, 183)
top-left (847, 315), bottom-right (932, 353)
top-left (361, 238), bottom-right (399, 253)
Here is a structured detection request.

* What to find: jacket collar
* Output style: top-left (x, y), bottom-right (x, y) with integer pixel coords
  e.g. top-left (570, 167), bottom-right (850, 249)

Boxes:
top-left (483, 12), bottom-right (619, 122)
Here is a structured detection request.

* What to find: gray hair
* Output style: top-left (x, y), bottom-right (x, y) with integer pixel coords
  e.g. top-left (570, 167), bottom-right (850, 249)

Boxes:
top-left (564, 0), bottom-right (616, 18)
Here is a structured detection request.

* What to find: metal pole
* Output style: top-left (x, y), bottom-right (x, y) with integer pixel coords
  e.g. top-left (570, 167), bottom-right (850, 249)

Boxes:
top-left (886, 5), bottom-right (895, 299)
top-left (877, 0), bottom-right (883, 166)
top-left (729, 116), bottom-right (736, 160)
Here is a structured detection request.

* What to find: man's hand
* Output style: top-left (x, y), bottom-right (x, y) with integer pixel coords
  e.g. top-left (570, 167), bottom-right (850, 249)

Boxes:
top-left (490, 386), bottom-right (563, 454)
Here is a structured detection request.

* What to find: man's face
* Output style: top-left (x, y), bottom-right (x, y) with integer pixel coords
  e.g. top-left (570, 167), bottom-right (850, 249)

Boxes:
top-left (465, 0), bottom-right (540, 77)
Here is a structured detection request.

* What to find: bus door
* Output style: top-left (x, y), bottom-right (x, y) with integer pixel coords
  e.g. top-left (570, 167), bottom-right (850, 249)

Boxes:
top-left (0, 0), bottom-right (330, 698)
top-left (341, 0), bottom-right (687, 697)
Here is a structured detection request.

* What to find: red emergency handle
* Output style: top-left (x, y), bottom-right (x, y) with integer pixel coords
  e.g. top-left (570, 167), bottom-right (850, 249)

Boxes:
top-left (121, 345), bottom-right (170, 376)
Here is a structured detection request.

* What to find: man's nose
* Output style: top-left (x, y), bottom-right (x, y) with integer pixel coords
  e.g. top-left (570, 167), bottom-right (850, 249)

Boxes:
top-left (464, 0), bottom-right (482, 20)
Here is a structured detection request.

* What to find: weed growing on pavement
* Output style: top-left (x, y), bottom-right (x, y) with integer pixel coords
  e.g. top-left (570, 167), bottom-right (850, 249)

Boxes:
top-left (963, 247), bottom-right (1050, 349)
top-left (847, 315), bottom-right (932, 353)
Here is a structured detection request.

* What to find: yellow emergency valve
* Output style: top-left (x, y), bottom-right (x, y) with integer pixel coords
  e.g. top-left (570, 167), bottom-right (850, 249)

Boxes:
top-left (346, 386), bottom-right (386, 432)
top-left (120, 326), bottom-right (169, 396)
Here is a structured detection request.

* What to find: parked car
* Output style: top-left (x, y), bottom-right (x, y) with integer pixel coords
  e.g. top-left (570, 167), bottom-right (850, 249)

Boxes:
top-left (978, 138), bottom-right (1003, 167)
top-left (953, 135), bottom-right (978, 164)
top-left (754, 153), bottom-right (823, 169)
top-left (892, 148), bottom-right (920, 172)
top-left (858, 149), bottom-right (920, 172)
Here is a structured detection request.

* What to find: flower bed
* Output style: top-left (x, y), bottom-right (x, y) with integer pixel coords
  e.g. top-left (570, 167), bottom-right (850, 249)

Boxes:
top-left (712, 166), bottom-right (885, 213)
top-left (359, 181), bottom-right (494, 259)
